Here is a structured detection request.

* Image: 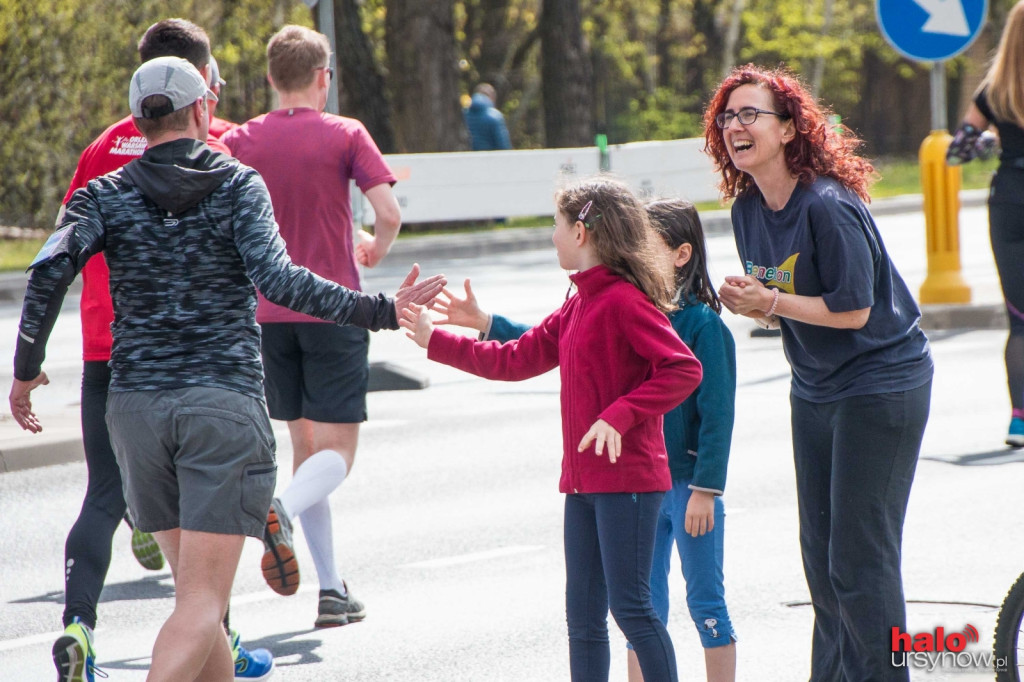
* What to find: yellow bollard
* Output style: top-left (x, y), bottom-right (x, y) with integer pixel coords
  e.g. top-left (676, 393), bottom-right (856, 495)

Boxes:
top-left (918, 130), bottom-right (971, 304)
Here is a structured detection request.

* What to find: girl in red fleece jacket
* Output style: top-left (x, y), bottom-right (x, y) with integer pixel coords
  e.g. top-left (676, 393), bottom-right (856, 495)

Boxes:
top-left (400, 177), bottom-right (703, 682)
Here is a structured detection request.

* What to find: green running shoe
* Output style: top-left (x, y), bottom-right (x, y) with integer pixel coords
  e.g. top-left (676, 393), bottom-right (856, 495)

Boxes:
top-left (131, 527), bottom-right (165, 571)
top-left (52, 617), bottom-right (106, 682)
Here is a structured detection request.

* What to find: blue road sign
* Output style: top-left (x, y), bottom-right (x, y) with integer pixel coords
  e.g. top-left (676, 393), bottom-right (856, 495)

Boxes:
top-left (877, 0), bottom-right (987, 62)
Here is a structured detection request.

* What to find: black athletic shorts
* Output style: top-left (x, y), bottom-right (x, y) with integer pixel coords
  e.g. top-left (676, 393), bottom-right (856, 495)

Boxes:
top-left (260, 322), bottom-right (369, 423)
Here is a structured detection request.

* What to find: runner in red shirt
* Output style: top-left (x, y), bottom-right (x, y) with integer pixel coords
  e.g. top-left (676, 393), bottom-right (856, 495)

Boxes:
top-left (207, 55), bottom-right (239, 139)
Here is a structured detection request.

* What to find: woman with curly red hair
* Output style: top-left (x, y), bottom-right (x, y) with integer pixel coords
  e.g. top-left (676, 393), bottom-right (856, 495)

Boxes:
top-left (705, 64), bottom-right (934, 682)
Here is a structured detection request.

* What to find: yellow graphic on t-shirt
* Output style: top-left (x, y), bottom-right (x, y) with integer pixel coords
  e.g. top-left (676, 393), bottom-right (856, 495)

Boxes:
top-left (744, 253), bottom-right (798, 294)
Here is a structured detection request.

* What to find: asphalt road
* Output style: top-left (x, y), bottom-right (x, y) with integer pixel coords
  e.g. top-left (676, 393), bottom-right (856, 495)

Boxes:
top-left (1, 209), bottom-right (1022, 681)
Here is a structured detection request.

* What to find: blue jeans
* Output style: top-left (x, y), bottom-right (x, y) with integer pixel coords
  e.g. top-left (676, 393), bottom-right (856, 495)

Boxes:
top-left (564, 492), bottom-right (678, 682)
top-left (649, 482), bottom-right (735, 649)
top-left (791, 379), bottom-right (931, 682)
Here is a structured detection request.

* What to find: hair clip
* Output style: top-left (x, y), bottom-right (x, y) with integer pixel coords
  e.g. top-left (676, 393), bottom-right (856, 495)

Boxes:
top-left (578, 200), bottom-right (594, 222)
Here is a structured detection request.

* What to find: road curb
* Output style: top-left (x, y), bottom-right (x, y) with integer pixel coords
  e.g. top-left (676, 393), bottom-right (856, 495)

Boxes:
top-left (920, 302), bottom-right (1007, 330)
top-left (0, 427), bottom-right (85, 473)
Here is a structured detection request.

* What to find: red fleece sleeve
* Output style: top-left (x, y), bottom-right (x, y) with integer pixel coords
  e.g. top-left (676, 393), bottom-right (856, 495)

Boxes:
top-left (428, 309), bottom-right (561, 381)
top-left (598, 303), bottom-right (703, 435)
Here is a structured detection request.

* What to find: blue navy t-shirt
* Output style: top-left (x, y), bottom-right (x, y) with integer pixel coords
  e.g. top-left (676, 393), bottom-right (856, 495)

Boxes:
top-left (731, 177), bottom-right (933, 402)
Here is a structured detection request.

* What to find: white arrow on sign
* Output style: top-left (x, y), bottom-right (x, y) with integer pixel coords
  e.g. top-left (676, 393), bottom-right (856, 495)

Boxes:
top-left (912, 0), bottom-right (970, 36)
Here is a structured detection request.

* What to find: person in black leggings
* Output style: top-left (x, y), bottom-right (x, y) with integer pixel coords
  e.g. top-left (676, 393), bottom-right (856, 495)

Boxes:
top-left (948, 0), bottom-right (1024, 447)
top-left (63, 363), bottom-right (137, 631)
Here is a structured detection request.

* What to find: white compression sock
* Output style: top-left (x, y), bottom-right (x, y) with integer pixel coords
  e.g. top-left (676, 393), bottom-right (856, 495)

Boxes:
top-left (279, 449), bottom-right (348, 519)
top-left (298, 498), bottom-right (345, 594)
top-left (279, 449), bottom-right (349, 594)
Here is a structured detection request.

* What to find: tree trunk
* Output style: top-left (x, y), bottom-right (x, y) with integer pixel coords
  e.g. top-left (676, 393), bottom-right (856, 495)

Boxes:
top-left (655, 0), bottom-right (674, 88)
top-left (851, 51), bottom-right (931, 157)
top-left (385, 0), bottom-right (469, 152)
top-left (721, 0), bottom-right (745, 77)
top-left (540, 0), bottom-right (593, 147)
top-left (326, 0), bottom-right (397, 153)
top-left (686, 0), bottom-right (725, 98)
top-left (810, 0), bottom-right (835, 97)
top-left (474, 0), bottom-right (515, 93)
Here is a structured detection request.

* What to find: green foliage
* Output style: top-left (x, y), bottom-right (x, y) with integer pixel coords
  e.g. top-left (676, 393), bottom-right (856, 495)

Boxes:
top-left (0, 0), bottom-right (1016, 228)
top-left (0, 0), bottom-right (312, 228)
top-left (0, 237), bottom-right (47, 273)
top-left (616, 87), bottom-right (704, 142)
top-left (872, 156), bottom-right (999, 197)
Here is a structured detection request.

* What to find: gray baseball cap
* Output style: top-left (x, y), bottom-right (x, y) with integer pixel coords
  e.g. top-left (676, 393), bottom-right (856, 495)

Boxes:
top-left (210, 55), bottom-right (227, 87)
top-left (129, 56), bottom-right (218, 119)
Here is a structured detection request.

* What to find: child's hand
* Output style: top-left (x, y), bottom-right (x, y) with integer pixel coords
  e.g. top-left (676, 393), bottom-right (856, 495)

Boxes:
top-left (434, 279), bottom-right (490, 332)
top-left (578, 419), bottom-right (622, 463)
top-left (684, 490), bottom-right (715, 537)
top-left (398, 302), bottom-right (435, 349)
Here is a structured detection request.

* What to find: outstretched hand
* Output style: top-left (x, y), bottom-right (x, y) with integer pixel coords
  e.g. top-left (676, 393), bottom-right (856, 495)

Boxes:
top-left (578, 419), bottom-right (622, 463)
top-left (393, 264), bottom-right (446, 318)
top-left (434, 279), bottom-right (490, 332)
top-left (9, 372), bottom-right (49, 433)
top-left (398, 302), bottom-right (435, 349)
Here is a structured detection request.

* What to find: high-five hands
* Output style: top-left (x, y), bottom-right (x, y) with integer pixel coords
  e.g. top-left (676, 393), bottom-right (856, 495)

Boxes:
top-left (398, 302), bottom-right (435, 349)
top-left (393, 264), bottom-right (446, 318)
top-left (578, 419), bottom-right (623, 463)
top-left (9, 372), bottom-right (50, 433)
top-left (434, 279), bottom-right (490, 333)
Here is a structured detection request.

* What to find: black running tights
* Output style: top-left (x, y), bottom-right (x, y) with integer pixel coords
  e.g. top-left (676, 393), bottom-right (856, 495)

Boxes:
top-left (63, 361), bottom-right (127, 629)
top-left (990, 201), bottom-right (1024, 411)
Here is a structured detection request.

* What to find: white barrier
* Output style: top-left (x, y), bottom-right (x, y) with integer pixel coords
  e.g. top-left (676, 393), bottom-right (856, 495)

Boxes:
top-left (608, 138), bottom-right (719, 206)
top-left (355, 137), bottom-right (721, 225)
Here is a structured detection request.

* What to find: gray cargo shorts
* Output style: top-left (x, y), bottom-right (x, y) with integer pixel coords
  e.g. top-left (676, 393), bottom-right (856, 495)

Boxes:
top-left (106, 386), bottom-right (277, 538)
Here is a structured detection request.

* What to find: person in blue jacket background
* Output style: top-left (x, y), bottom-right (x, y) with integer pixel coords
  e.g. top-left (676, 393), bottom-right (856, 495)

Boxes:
top-left (464, 83), bottom-right (512, 151)
top-left (433, 198), bottom-right (739, 682)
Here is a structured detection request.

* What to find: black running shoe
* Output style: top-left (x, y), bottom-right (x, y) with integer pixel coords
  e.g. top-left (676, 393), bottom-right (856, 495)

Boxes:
top-left (314, 583), bottom-right (366, 628)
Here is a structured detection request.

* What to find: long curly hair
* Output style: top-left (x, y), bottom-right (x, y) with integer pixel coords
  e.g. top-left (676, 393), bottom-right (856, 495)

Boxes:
top-left (702, 64), bottom-right (876, 202)
top-left (556, 177), bottom-right (676, 314)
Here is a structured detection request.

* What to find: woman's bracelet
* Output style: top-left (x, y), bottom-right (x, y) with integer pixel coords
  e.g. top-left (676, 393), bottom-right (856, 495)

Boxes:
top-left (764, 288), bottom-right (780, 317)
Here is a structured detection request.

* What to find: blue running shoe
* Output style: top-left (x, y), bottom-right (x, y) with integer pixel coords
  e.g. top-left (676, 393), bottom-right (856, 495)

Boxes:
top-left (1007, 417), bottom-right (1024, 448)
top-left (232, 630), bottom-right (274, 681)
top-left (52, 617), bottom-right (106, 682)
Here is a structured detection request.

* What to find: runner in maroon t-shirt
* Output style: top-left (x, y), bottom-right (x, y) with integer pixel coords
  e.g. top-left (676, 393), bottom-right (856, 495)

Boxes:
top-left (224, 25), bottom-right (401, 630)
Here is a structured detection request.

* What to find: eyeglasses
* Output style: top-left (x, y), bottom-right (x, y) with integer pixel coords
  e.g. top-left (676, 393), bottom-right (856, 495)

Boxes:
top-left (316, 66), bottom-right (334, 79)
top-left (715, 107), bottom-right (788, 129)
